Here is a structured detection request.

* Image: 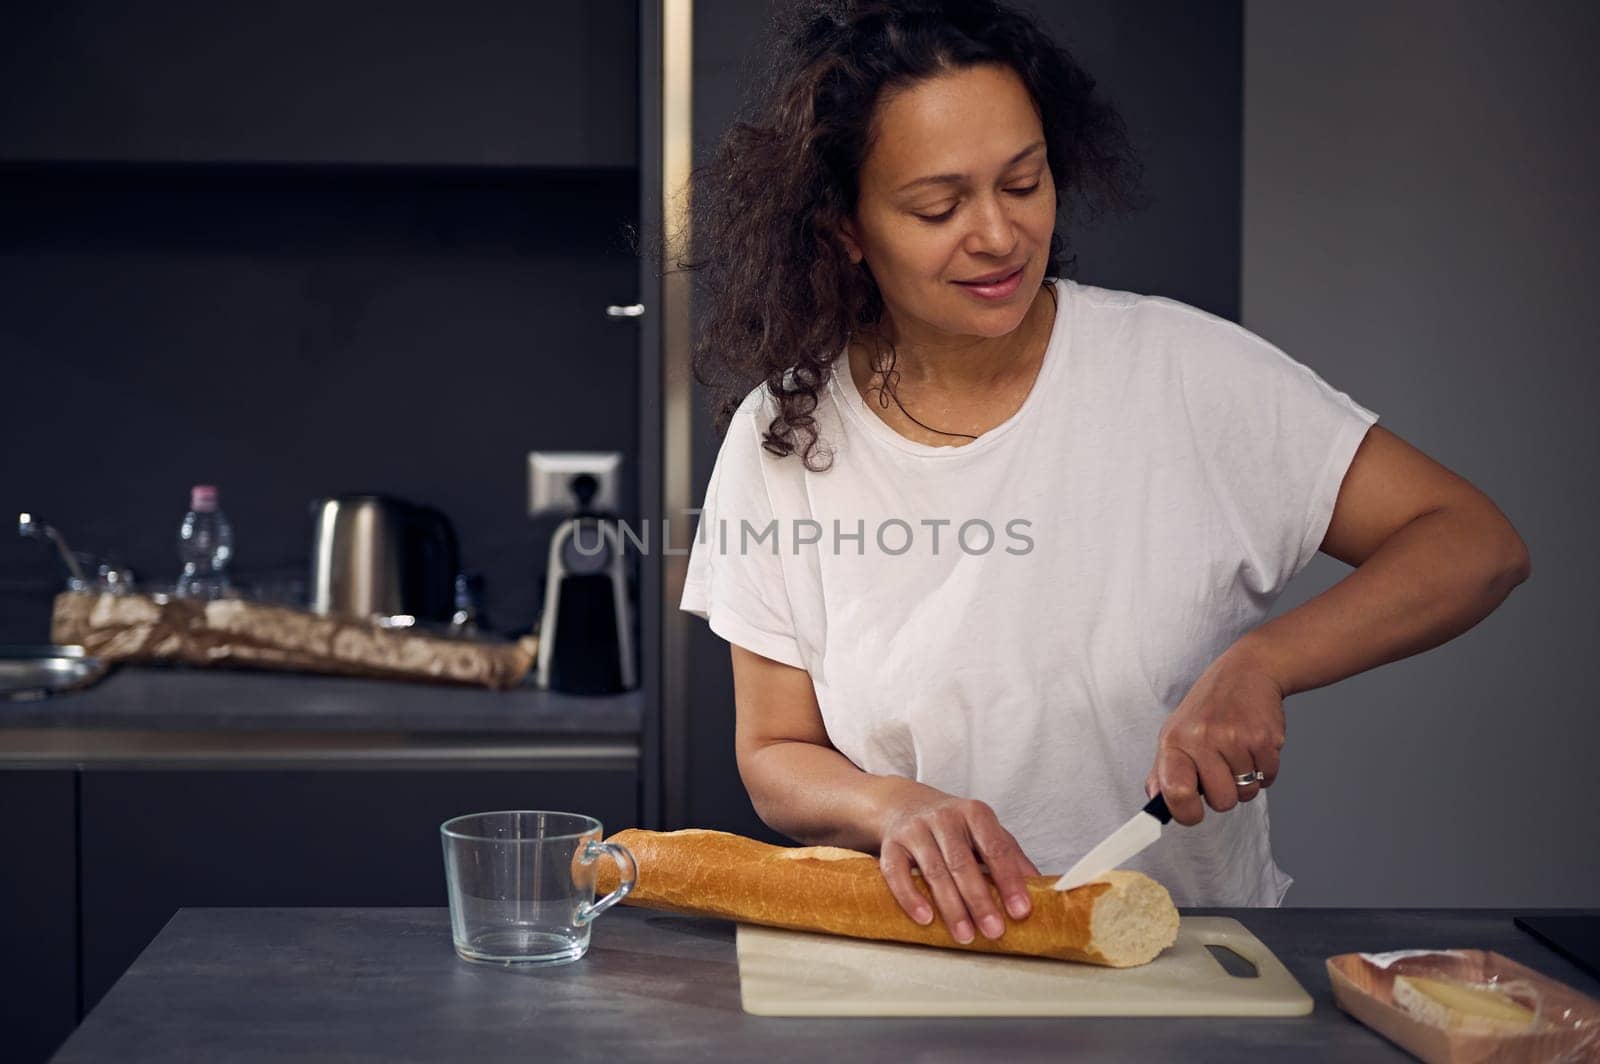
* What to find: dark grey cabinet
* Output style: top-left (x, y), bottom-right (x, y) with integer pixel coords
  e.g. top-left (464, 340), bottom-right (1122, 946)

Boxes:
top-left (0, 769), bottom-right (78, 1064)
top-left (0, 1), bottom-right (638, 167)
top-left (78, 767), bottom-right (637, 1012)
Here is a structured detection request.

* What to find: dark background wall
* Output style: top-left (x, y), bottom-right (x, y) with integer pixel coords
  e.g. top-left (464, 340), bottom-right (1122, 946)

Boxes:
top-left (1243, 0), bottom-right (1599, 905)
top-left (684, 0), bottom-right (1245, 846)
top-left (1, 168), bottom-right (639, 640)
top-left (0, 1), bottom-right (642, 643)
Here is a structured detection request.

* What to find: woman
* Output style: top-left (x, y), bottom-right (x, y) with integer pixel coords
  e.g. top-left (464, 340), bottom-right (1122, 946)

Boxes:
top-left (679, 0), bottom-right (1530, 944)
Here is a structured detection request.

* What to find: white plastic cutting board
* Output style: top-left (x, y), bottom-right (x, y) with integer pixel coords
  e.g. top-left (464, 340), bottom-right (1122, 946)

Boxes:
top-left (737, 916), bottom-right (1313, 1017)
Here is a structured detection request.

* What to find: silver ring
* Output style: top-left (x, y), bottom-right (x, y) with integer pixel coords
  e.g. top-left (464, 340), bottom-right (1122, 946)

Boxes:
top-left (1234, 770), bottom-right (1266, 786)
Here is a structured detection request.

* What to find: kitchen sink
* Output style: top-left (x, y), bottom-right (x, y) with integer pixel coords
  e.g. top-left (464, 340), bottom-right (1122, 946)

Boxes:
top-left (0, 645), bottom-right (109, 702)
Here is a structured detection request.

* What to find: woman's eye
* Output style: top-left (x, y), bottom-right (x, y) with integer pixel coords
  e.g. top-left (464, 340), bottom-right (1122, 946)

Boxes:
top-left (912, 182), bottom-right (1039, 222)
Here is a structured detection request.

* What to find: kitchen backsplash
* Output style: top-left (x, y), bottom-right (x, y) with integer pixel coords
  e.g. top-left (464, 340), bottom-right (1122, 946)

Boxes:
top-left (0, 165), bottom-right (640, 643)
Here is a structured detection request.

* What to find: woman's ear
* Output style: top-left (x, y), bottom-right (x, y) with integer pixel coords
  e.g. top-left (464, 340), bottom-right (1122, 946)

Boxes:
top-left (837, 219), bottom-right (865, 265)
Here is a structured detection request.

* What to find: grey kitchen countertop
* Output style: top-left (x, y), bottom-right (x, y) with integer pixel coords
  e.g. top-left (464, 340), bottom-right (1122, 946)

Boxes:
top-left (0, 665), bottom-right (640, 735)
top-left (50, 905), bottom-right (1600, 1062)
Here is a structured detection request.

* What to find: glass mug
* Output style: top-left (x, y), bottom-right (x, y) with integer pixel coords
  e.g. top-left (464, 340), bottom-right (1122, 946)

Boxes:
top-left (440, 811), bottom-right (636, 966)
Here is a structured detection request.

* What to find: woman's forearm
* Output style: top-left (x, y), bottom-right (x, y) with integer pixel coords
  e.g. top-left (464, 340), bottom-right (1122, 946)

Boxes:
top-left (741, 739), bottom-right (938, 853)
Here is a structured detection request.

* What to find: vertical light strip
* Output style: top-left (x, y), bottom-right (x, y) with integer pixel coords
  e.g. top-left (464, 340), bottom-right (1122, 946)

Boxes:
top-left (660, 0), bottom-right (693, 829)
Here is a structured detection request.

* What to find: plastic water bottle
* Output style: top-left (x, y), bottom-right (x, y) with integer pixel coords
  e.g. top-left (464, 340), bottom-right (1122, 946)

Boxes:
top-left (175, 485), bottom-right (234, 600)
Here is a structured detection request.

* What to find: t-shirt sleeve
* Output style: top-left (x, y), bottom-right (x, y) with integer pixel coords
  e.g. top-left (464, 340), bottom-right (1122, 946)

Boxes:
top-left (679, 388), bottom-right (807, 670)
top-left (1178, 311), bottom-right (1379, 598)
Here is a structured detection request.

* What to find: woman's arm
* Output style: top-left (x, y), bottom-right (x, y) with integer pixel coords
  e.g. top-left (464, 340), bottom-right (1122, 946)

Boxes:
top-left (1147, 425), bottom-right (1531, 825)
top-left (730, 643), bottom-right (1039, 944)
top-left (732, 643), bottom-right (926, 851)
top-left (1245, 424), bottom-right (1531, 697)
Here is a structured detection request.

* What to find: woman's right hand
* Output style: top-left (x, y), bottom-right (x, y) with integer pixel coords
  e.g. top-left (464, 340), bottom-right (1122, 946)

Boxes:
top-left (876, 786), bottom-right (1040, 944)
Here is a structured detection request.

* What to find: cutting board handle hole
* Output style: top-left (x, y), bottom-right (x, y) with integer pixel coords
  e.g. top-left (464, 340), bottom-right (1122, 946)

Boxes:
top-left (1204, 944), bottom-right (1259, 979)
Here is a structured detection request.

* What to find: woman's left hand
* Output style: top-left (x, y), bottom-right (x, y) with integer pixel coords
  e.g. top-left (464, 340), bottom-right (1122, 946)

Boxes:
top-left (1143, 644), bottom-right (1288, 826)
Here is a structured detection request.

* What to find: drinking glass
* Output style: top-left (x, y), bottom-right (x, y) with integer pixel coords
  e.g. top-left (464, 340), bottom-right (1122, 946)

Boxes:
top-left (440, 810), bottom-right (635, 966)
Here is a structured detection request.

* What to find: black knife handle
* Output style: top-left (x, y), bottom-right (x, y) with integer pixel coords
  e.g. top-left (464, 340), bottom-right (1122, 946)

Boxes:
top-left (1142, 792), bottom-right (1174, 825)
top-left (1145, 780), bottom-right (1212, 825)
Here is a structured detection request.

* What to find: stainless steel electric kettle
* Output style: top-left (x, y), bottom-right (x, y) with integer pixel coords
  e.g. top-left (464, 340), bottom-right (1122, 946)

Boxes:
top-left (308, 496), bottom-right (460, 624)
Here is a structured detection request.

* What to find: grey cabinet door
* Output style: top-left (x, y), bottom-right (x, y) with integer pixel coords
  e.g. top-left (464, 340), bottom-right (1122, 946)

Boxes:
top-left (0, 768), bottom-right (77, 1064)
top-left (0, 1), bottom-right (638, 167)
top-left (79, 767), bottom-right (637, 1012)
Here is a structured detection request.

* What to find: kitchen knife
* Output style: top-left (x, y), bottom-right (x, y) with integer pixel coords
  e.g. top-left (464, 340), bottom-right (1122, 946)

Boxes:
top-left (1052, 793), bottom-right (1173, 891)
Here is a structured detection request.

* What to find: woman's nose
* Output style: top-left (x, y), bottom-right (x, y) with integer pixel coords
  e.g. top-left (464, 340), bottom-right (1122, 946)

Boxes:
top-left (963, 194), bottom-right (1019, 258)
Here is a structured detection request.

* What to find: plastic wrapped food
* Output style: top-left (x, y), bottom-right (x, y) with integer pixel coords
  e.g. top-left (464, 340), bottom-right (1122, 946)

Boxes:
top-left (1327, 948), bottom-right (1599, 1063)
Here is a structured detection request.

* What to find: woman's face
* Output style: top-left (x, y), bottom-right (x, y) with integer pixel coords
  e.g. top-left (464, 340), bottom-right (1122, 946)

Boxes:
top-left (839, 63), bottom-right (1057, 345)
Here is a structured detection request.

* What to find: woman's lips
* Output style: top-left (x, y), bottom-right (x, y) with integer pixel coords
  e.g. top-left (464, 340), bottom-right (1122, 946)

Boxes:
top-left (953, 266), bottom-right (1025, 300)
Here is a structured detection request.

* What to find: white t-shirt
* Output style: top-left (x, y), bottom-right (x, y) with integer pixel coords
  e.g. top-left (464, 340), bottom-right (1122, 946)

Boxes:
top-left (681, 277), bottom-right (1378, 906)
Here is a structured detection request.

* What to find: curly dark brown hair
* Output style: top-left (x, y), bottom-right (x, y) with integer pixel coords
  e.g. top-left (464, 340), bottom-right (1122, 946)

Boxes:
top-left (682, 0), bottom-right (1148, 469)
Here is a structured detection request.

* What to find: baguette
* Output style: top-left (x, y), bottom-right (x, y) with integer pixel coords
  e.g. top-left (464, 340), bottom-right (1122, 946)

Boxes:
top-left (593, 828), bottom-right (1179, 967)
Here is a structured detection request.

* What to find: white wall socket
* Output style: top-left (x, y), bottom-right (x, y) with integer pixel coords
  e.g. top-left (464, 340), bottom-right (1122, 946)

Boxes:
top-left (528, 451), bottom-right (622, 517)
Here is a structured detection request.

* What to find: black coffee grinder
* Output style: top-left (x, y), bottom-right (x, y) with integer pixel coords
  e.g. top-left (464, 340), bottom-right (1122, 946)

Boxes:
top-left (535, 473), bottom-right (635, 694)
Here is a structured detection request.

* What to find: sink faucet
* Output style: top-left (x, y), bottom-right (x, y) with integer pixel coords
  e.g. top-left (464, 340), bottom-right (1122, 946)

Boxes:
top-left (18, 512), bottom-right (88, 587)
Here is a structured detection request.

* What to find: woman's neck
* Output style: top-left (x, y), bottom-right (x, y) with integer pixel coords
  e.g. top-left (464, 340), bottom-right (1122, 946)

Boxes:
top-left (856, 283), bottom-right (1056, 394)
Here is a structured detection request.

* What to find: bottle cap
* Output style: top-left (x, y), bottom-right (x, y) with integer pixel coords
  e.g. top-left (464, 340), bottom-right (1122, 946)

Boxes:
top-left (190, 485), bottom-right (218, 512)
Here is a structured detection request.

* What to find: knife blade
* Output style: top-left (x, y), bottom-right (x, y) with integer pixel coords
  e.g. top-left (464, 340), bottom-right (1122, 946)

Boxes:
top-left (1051, 793), bottom-right (1174, 891)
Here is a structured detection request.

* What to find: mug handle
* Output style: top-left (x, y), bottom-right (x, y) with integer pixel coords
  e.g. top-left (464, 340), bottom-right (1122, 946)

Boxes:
top-left (575, 839), bottom-right (636, 925)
